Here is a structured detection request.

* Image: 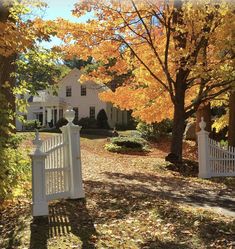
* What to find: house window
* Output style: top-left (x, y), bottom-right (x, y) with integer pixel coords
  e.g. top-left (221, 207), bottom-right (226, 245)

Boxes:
top-left (73, 107), bottom-right (79, 122)
top-left (90, 106), bottom-right (95, 119)
top-left (66, 86), bottom-right (72, 97)
top-left (81, 85), bottom-right (86, 96)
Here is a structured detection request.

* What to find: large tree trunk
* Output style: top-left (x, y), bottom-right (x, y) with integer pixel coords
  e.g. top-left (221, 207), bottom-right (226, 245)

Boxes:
top-left (165, 0), bottom-right (188, 163)
top-left (228, 91), bottom-right (235, 147)
top-left (169, 102), bottom-right (186, 162)
top-left (166, 80), bottom-right (186, 163)
top-left (0, 54), bottom-right (16, 136)
top-left (0, 4), bottom-right (16, 138)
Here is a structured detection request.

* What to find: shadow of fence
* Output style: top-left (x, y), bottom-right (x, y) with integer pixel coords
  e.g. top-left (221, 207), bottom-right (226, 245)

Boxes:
top-left (30, 199), bottom-right (97, 249)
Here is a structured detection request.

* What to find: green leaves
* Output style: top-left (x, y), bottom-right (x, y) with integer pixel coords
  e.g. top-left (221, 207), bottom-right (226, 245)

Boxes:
top-left (15, 46), bottom-right (70, 93)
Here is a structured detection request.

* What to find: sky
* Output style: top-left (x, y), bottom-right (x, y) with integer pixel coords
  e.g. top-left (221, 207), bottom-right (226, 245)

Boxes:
top-left (38, 0), bottom-right (92, 48)
top-left (42, 0), bottom-right (81, 21)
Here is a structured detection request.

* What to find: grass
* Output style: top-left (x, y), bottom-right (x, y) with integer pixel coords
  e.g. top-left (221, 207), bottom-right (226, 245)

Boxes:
top-left (0, 132), bottom-right (234, 249)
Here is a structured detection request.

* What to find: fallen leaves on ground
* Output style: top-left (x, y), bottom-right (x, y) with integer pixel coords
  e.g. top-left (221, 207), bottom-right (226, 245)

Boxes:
top-left (0, 134), bottom-right (234, 249)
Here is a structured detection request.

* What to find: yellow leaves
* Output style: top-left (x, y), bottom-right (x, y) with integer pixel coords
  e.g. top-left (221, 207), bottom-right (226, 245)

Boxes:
top-left (2, 81), bottom-right (11, 88)
top-left (100, 84), bottom-right (173, 123)
top-left (54, 0), bottom-right (235, 125)
top-left (212, 113), bottom-right (228, 132)
top-left (0, 2), bottom-right (55, 57)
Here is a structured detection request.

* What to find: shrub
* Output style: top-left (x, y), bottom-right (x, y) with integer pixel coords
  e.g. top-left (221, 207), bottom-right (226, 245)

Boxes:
top-left (6, 134), bottom-right (24, 149)
top-left (136, 119), bottom-right (173, 141)
top-left (97, 109), bottom-right (110, 129)
top-left (23, 119), bottom-right (41, 131)
top-left (115, 124), bottom-right (131, 131)
top-left (78, 117), bottom-right (97, 129)
top-left (105, 136), bottom-right (149, 153)
top-left (0, 144), bottom-right (31, 201)
top-left (56, 117), bottom-right (68, 129)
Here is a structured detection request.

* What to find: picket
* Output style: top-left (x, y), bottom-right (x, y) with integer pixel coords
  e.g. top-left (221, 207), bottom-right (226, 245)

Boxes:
top-left (30, 106), bottom-right (85, 216)
top-left (197, 118), bottom-right (235, 178)
top-left (41, 134), bottom-right (70, 201)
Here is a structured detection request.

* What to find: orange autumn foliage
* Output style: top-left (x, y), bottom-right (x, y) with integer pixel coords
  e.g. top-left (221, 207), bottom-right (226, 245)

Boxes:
top-left (55, 0), bottom-right (234, 126)
top-left (0, 1), bottom-right (54, 57)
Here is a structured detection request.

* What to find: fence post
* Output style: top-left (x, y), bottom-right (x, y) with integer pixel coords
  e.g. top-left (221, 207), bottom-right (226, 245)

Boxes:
top-left (30, 130), bottom-right (48, 216)
top-left (197, 117), bottom-right (211, 178)
top-left (62, 106), bottom-right (85, 199)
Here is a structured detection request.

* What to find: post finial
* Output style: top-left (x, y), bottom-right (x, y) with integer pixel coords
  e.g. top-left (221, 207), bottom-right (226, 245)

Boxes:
top-left (33, 129), bottom-right (43, 152)
top-left (65, 106), bottom-right (75, 123)
top-left (199, 117), bottom-right (206, 131)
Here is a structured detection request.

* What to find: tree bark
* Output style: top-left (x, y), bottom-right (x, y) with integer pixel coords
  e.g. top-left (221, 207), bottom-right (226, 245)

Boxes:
top-left (169, 102), bottom-right (186, 162)
top-left (228, 91), bottom-right (235, 147)
top-left (166, 77), bottom-right (186, 163)
top-left (0, 4), bottom-right (16, 137)
top-left (165, 0), bottom-right (188, 163)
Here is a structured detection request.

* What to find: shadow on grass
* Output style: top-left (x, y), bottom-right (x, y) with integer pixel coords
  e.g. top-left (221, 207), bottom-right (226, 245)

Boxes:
top-left (140, 239), bottom-right (189, 249)
top-left (1, 174), bottom-right (234, 248)
top-left (208, 177), bottom-right (235, 190)
top-left (102, 171), bottom-right (235, 215)
top-left (165, 159), bottom-right (199, 177)
top-left (0, 204), bottom-right (31, 249)
top-left (83, 178), bottom-right (234, 247)
top-left (30, 199), bottom-right (97, 249)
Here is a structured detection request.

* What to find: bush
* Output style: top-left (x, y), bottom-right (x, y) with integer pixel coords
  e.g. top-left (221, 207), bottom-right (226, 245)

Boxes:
top-left (23, 119), bottom-right (41, 131)
top-left (0, 143), bottom-right (31, 201)
top-left (97, 109), bottom-right (110, 129)
top-left (78, 117), bottom-right (97, 129)
top-left (115, 124), bottom-right (131, 131)
top-left (136, 119), bottom-right (173, 141)
top-left (105, 136), bottom-right (149, 153)
top-left (56, 117), bottom-right (68, 129)
top-left (6, 134), bottom-right (24, 149)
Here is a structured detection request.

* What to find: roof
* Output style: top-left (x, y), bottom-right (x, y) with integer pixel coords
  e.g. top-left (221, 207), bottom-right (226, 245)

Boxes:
top-left (28, 90), bottom-right (47, 103)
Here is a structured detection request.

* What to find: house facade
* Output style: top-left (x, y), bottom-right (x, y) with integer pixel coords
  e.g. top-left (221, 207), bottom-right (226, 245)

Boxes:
top-left (16, 68), bottom-right (129, 130)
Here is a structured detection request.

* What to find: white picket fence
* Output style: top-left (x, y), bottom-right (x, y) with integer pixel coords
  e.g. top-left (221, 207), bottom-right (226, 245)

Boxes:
top-left (197, 118), bottom-right (235, 178)
top-left (41, 134), bottom-right (70, 201)
top-left (30, 107), bottom-right (85, 216)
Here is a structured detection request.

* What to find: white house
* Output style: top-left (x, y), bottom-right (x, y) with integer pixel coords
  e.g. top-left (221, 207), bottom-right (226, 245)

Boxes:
top-left (16, 68), bottom-right (130, 130)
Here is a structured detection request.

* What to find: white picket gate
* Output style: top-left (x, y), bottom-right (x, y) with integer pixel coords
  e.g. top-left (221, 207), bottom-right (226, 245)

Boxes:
top-left (41, 134), bottom-right (70, 201)
top-left (30, 107), bottom-right (85, 216)
top-left (197, 117), bottom-right (235, 178)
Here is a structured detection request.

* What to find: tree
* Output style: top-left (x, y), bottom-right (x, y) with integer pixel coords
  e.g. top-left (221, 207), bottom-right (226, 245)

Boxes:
top-left (0, 1), bottom-right (18, 137)
top-left (97, 109), bottom-right (109, 129)
top-left (56, 0), bottom-right (234, 162)
top-left (14, 46), bottom-right (71, 118)
top-left (211, 84), bottom-right (235, 146)
top-left (228, 91), bottom-right (235, 147)
top-left (0, 0), bottom-right (56, 199)
top-left (16, 47), bottom-right (70, 93)
top-left (0, 0), bottom-right (53, 137)
top-left (64, 56), bottom-right (93, 70)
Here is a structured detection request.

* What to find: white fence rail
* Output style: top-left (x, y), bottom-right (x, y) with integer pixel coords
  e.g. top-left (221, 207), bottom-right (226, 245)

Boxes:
top-left (30, 107), bottom-right (85, 216)
top-left (197, 118), bottom-right (235, 178)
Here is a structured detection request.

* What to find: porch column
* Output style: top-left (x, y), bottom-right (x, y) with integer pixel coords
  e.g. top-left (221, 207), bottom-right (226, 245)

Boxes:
top-left (42, 106), bottom-right (46, 126)
top-left (57, 106), bottom-right (59, 122)
top-left (52, 108), bottom-right (55, 126)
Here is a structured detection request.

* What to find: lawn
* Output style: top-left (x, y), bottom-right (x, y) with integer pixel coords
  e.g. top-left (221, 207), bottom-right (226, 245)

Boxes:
top-left (0, 133), bottom-right (234, 249)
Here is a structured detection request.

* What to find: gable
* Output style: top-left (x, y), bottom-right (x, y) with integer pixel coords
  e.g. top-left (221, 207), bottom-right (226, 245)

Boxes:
top-left (58, 68), bottom-right (106, 94)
